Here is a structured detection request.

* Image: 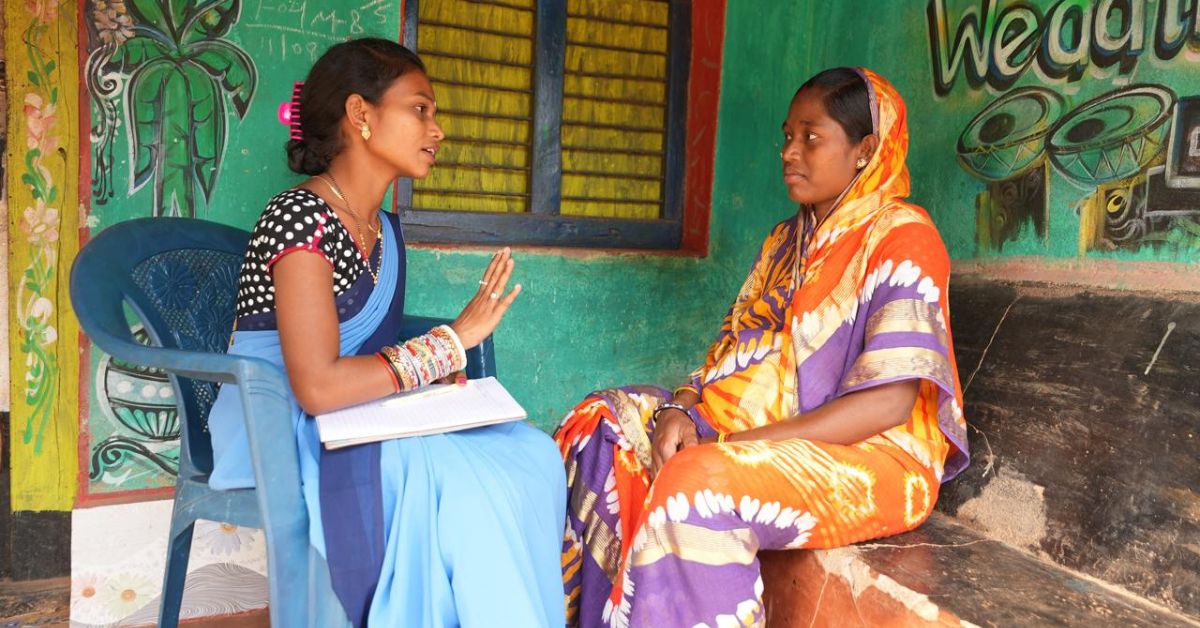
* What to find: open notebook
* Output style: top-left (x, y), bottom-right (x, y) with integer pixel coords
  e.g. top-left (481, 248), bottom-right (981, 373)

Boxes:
top-left (315, 376), bottom-right (527, 450)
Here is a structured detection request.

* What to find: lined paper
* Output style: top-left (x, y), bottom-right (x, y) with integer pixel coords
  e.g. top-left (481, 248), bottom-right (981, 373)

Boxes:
top-left (315, 377), bottom-right (527, 449)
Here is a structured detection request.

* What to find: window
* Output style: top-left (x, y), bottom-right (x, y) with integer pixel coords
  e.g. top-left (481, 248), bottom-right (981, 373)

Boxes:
top-left (396, 0), bottom-right (717, 251)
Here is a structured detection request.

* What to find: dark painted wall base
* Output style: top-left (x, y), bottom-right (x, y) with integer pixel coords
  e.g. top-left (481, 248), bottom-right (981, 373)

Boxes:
top-left (941, 278), bottom-right (1200, 618)
top-left (0, 412), bottom-right (72, 581)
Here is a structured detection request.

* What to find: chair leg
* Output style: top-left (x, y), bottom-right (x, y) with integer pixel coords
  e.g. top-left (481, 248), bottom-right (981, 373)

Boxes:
top-left (157, 520), bottom-right (195, 628)
top-left (262, 525), bottom-right (315, 628)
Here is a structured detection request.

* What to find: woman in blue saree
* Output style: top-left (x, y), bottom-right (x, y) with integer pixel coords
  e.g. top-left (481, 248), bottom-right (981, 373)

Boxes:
top-left (205, 38), bottom-right (566, 627)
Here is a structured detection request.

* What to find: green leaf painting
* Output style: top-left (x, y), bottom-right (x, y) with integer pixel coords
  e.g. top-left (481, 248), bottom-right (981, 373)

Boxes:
top-left (89, 0), bottom-right (257, 217)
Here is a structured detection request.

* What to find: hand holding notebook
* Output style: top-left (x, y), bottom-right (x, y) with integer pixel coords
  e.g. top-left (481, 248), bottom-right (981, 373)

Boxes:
top-left (315, 376), bottom-right (527, 449)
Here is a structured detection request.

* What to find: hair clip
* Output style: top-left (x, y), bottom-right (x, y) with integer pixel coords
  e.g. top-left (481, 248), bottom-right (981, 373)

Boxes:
top-left (277, 82), bottom-right (304, 141)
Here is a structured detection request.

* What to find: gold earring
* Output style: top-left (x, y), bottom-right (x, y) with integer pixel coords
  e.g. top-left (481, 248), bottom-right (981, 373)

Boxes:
top-left (360, 122), bottom-right (371, 141)
top-left (856, 158), bottom-right (867, 168)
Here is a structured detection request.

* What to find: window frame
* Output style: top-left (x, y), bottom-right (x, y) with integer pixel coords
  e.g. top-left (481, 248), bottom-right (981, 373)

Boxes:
top-left (393, 0), bottom-right (718, 252)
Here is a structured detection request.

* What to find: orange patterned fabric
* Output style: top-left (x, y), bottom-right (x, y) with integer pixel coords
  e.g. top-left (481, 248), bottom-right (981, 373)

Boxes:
top-left (556, 69), bottom-right (968, 628)
top-left (686, 69), bottom-right (966, 477)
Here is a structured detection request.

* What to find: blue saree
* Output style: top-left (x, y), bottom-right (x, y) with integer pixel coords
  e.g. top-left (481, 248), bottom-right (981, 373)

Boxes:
top-left (208, 211), bottom-right (566, 627)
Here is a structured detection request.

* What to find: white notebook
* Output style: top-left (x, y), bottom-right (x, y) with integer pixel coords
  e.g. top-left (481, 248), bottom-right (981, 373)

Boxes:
top-left (315, 376), bottom-right (527, 450)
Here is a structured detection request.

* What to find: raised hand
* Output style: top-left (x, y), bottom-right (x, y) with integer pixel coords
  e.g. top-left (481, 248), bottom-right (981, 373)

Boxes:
top-left (450, 247), bottom-right (522, 349)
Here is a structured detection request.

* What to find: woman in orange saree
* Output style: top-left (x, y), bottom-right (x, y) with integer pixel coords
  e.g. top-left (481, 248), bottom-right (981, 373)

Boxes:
top-left (555, 68), bottom-right (969, 627)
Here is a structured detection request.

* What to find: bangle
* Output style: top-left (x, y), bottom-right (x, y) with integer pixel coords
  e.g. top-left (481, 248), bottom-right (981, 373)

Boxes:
top-left (673, 384), bottom-right (700, 398)
top-left (379, 326), bottom-right (466, 392)
top-left (652, 402), bottom-right (687, 422)
top-left (376, 353), bottom-right (401, 392)
top-left (717, 432), bottom-right (728, 444)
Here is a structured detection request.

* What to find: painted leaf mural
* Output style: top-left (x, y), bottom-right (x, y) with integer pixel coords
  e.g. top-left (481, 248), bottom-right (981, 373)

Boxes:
top-left (79, 0), bottom-right (264, 497)
top-left (89, 0), bottom-right (257, 217)
top-left (78, 0), bottom-right (403, 501)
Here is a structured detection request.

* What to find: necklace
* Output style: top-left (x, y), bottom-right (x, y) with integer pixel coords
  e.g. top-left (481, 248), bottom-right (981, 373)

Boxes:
top-left (317, 173), bottom-right (382, 285)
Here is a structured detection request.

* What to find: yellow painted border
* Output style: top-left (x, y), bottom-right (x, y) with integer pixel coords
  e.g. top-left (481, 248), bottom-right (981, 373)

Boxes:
top-left (6, 0), bottom-right (80, 511)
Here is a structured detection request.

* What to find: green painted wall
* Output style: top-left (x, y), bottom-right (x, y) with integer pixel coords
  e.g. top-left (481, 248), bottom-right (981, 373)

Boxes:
top-left (750, 0), bottom-right (1200, 262)
top-left (456, 0), bottom-right (1200, 428)
top-left (405, 250), bottom-right (726, 431)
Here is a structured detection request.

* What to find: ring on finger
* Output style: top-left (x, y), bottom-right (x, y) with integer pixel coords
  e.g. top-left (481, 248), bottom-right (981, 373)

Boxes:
top-left (489, 291), bottom-right (500, 300)
top-left (478, 280), bottom-right (488, 286)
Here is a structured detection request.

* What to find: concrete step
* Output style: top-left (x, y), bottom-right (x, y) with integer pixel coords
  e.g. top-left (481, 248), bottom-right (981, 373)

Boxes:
top-left (762, 513), bottom-right (1198, 627)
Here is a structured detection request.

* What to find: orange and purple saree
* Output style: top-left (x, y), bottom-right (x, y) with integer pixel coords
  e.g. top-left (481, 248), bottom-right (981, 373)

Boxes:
top-left (556, 69), bottom-right (968, 627)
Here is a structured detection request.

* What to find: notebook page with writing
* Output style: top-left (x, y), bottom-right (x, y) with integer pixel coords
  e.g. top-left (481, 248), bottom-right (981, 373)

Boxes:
top-left (315, 376), bottom-right (527, 449)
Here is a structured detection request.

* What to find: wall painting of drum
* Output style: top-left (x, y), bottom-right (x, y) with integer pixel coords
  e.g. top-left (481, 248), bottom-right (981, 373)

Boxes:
top-left (958, 87), bottom-right (1063, 252)
top-left (1046, 85), bottom-right (1177, 254)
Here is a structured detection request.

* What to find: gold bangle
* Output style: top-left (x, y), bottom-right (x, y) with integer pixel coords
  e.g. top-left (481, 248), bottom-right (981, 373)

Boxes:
top-left (717, 432), bottom-right (728, 444)
top-left (673, 384), bottom-right (699, 398)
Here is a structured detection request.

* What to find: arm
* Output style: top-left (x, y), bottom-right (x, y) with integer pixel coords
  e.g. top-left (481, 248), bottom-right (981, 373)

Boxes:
top-left (652, 379), bottom-right (918, 478)
top-left (650, 224), bottom-right (788, 476)
top-left (274, 251), bottom-right (396, 416)
top-left (715, 379), bottom-right (919, 445)
top-left (275, 246), bottom-right (520, 416)
top-left (650, 388), bottom-right (701, 476)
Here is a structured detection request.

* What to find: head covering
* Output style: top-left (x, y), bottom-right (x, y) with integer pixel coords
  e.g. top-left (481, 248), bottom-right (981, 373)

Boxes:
top-left (812, 68), bottom-right (911, 241)
top-left (692, 68), bottom-right (969, 481)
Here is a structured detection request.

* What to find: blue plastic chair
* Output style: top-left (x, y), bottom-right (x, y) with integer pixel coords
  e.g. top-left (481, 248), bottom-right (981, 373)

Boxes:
top-left (69, 217), bottom-right (495, 627)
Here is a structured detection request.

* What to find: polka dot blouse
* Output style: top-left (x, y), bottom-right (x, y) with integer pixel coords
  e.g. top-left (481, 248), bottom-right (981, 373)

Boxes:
top-left (234, 188), bottom-right (377, 320)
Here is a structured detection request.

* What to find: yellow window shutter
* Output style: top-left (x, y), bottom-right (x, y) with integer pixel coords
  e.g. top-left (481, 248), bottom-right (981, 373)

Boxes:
top-left (562, 0), bottom-right (670, 219)
top-left (413, 0), bottom-right (536, 213)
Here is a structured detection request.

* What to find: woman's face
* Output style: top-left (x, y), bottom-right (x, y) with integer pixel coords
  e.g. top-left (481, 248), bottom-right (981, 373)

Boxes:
top-left (780, 87), bottom-right (870, 216)
top-left (362, 70), bottom-right (445, 179)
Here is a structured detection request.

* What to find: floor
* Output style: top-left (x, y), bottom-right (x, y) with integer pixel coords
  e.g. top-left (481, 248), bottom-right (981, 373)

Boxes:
top-left (0, 579), bottom-right (67, 627)
top-left (0, 578), bottom-right (268, 627)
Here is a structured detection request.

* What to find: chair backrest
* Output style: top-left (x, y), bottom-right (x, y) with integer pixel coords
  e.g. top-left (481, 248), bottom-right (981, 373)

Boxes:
top-left (71, 218), bottom-right (250, 475)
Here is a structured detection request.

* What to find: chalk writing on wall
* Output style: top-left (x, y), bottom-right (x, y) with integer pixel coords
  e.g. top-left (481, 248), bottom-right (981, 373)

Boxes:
top-left (244, 0), bottom-right (395, 62)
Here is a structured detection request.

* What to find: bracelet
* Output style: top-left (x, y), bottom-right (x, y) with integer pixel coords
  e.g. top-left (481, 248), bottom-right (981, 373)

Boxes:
top-left (376, 353), bottom-right (401, 393)
top-left (652, 402), bottom-right (688, 422)
top-left (673, 384), bottom-right (700, 398)
top-left (378, 325), bottom-right (467, 392)
top-left (717, 432), bottom-right (728, 444)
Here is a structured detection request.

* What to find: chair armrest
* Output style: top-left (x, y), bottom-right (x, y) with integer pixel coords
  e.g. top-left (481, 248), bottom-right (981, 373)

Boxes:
top-left (398, 315), bottom-right (497, 379)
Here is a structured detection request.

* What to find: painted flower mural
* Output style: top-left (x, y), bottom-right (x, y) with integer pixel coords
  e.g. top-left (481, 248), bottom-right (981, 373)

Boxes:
top-left (23, 93), bottom-right (59, 156)
top-left (93, 0), bottom-right (135, 46)
top-left (24, 0), bottom-right (60, 23)
top-left (17, 1), bottom-right (64, 457)
top-left (21, 199), bottom-right (60, 246)
top-left (70, 572), bottom-right (105, 617)
top-left (199, 522), bottom-right (257, 556)
top-left (103, 572), bottom-right (155, 617)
